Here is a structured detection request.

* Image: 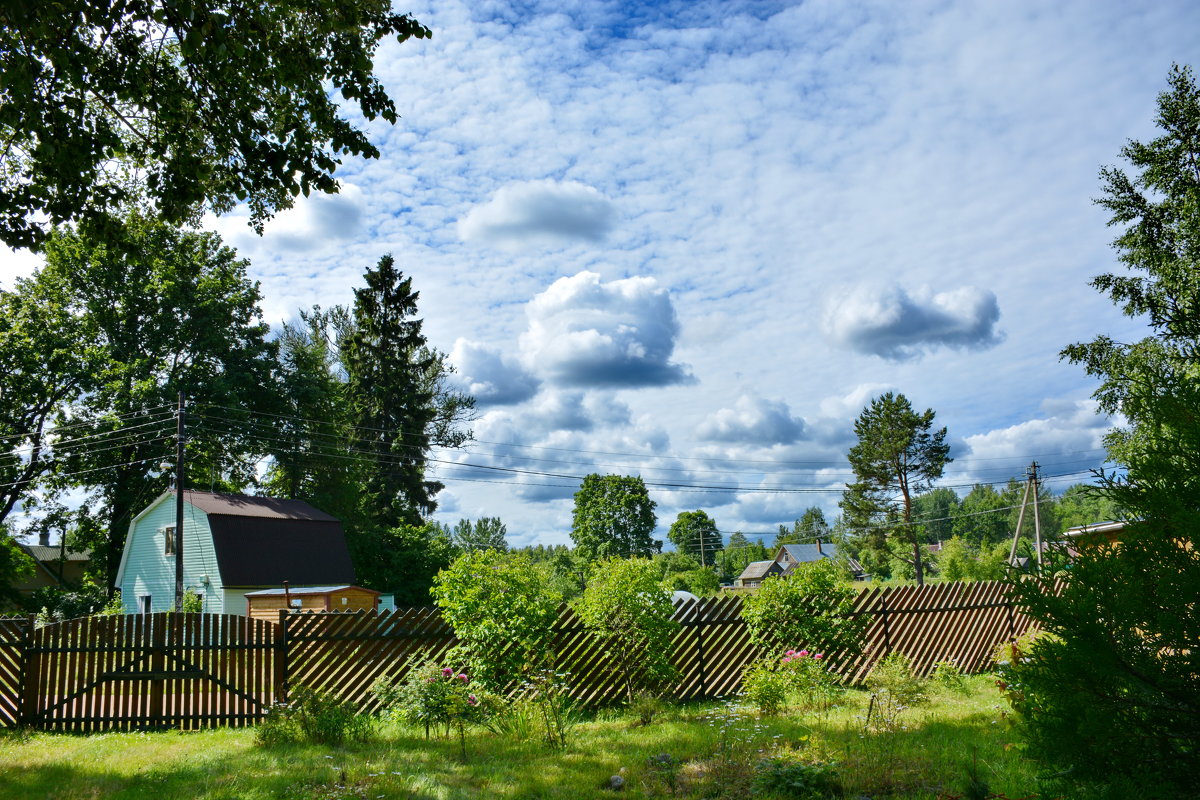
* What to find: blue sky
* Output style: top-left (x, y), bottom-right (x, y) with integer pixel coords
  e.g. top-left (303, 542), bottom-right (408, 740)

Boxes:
top-left (5, 0), bottom-right (1199, 547)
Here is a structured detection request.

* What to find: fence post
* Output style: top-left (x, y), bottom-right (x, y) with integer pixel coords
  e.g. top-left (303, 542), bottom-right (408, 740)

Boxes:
top-left (17, 614), bottom-right (37, 727)
top-left (149, 614), bottom-right (165, 726)
top-left (694, 611), bottom-right (708, 700)
top-left (879, 594), bottom-right (892, 655)
top-left (276, 609), bottom-right (290, 704)
top-left (1006, 599), bottom-right (1015, 642)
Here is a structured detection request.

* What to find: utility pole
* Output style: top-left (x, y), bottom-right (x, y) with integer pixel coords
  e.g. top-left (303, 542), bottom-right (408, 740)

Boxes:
top-left (1007, 461), bottom-right (1042, 571)
top-left (174, 392), bottom-right (186, 613)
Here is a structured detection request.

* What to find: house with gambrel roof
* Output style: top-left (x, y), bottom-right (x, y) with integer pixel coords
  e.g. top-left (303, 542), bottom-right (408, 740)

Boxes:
top-left (115, 491), bottom-right (356, 615)
top-left (735, 540), bottom-right (865, 587)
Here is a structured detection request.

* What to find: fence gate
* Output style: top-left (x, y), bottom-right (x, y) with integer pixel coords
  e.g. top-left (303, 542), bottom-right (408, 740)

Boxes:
top-left (19, 613), bottom-right (279, 731)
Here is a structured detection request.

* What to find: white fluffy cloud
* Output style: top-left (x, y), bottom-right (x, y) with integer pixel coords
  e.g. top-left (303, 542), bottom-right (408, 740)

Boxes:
top-left (823, 284), bottom-right (1003, 360)
top-left (697, 395), bottom-right (806, 445)
top-left (519, 271), bottom-right (694, 388)
top-left (458, 179), bottom-right (616, 247)
top-left (449, 339), bottom-right (540, 406)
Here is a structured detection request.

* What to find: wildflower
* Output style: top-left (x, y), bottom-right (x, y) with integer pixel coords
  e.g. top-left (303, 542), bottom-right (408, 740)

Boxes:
top-left (442, 667), bottom-right (453, 676)
top-left (458, 673), bottom-right (469, 682)
top-left (815, 653), bottom-right (824, 659)
top-left (798, 649), bottom-right (809, 657)
top-left (468, 695), bottom-right (478, 705)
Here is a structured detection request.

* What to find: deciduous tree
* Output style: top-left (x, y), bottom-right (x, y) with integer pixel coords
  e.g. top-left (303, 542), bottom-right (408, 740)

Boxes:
top-left (570, 474), bottom-right (659, 561)
top-left (666, 509), bottom-right (722, 565)
top-left (0, 1), bottom-right (430, 249)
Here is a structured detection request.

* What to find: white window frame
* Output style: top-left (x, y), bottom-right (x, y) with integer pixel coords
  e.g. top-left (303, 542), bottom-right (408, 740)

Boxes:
top-left (138, 594), bottom-right (152, 614)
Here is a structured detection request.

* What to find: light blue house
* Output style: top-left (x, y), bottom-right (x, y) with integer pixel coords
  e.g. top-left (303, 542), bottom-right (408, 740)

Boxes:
top-left (115, 490), bottom-right (356, 615)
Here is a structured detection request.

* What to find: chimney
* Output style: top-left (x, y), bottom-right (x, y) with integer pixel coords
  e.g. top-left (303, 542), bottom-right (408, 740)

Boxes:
top-left (38, 530), bottom-right (50, 547)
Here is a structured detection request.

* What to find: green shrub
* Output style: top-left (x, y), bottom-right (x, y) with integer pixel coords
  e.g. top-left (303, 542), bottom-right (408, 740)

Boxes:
top-left (255, 686), bottom-right (373, 746)
top-left (781, 650), bottom-right (844, 714)
top-left (518, 668), bottom-right (579, 750)
top-left (431, 550), bottom-right (561, 691)
top-left (753, 757), bottom-right (841, 799)
top-left (742, 560), bottom-right (865, 665)
top-left (863, 654), bottom-right (926, 733)
top-left (373, 658), bottom-right (487, 738)
top-left (929, 659), bottom-right (968, 694)
top-left (629, 689), bottom-right (666, 726)
top-left (742, 660), bottom-right (790, 716)
top-left (572, 557), bottom-right (679, 703)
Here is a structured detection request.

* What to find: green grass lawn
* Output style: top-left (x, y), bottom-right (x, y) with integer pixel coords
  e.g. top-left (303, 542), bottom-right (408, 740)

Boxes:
top-left (0, 675), bottom-right (1051, 800)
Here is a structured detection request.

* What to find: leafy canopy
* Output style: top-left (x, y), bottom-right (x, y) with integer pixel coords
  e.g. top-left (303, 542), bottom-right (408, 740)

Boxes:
top-left (741, 559), bottom-right (865, 663)
top-left (570, 474), bottom-right (659, 561)
top-left (0, 1), bottom-right (430, 249)
top-left (666, 509), bottom-right (722, 565)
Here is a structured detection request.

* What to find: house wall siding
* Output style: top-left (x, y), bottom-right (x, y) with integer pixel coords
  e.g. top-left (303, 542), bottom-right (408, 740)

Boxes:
top-left (120, 499), bottom-right (224, 614)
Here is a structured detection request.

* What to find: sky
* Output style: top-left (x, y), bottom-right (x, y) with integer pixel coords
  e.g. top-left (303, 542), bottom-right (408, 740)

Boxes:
top-left (4, 0), bottom-right (1199, 548)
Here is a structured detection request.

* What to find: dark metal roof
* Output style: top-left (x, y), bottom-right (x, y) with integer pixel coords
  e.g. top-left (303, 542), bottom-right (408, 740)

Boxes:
top-left (174, 491), bottom-right (355, 587)
top-left (177, 490), bottom-right (338, 521)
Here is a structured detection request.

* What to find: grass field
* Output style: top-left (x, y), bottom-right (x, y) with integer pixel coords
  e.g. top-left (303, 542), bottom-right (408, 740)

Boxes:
top-left (0, 675), bottom-right (1054, 800)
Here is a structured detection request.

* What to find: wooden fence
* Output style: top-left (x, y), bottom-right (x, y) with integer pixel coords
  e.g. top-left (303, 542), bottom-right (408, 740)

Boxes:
top-left (0, 580), bottom-right (1036, 731)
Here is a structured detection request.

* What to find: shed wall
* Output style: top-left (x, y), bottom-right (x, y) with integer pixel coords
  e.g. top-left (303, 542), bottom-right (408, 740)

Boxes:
top-left (120, 499), bottom-right (223, 614)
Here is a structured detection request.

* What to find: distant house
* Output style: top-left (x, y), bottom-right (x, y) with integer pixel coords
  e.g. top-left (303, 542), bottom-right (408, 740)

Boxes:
top-left (1063, 520), bottom-right (1126, 546)
top-left (735, 540), bottom-right (865, 587)
top-left (11, 538), bottom-right (92, 596)
top-left (115, 491), bottom-right (356, 615)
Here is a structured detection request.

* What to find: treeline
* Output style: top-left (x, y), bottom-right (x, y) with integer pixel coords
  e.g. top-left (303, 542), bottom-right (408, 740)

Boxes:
top-left (0, 213), bottom-right (474, 612)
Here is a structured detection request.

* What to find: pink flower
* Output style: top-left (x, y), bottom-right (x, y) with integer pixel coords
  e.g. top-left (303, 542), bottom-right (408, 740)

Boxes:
top-left (815, 653), bottom-right (824, 660)
top-left (798, 650), bottom-right (809, 657)
top-left (458, 674), bottom-right (468, 682)
top-left (785, 650), bottom-right (796, 657)
top-left (468, 695), bottom-right (477, 705)
top-left (442, 667), bottom-right (453, 676)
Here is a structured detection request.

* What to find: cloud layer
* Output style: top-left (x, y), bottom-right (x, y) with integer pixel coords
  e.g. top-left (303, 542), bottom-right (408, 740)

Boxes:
top-left (823, 284), bottom-right (1004, 360)
top-left (697, 396), bottom-right (806, 445)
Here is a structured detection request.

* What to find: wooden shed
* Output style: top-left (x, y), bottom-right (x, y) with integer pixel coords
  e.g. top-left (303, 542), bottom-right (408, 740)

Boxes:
top-left (244, 585), bottom-right (380, 621)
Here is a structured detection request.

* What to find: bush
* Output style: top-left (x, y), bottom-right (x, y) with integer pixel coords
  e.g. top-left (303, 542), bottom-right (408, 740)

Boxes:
top-left (929, 659), bottom-right (968, 694)
top-left (742, 560), bottom-right (865, 665)
top-left (431, 550), bottom-right (561, 691)
top-left (572, 557), bottom-right (679, 703)
top-left (255, 686), bottom-right (373, 746)
top-left (753, 757), bottom-right (842, 799)
top-left (373, 658), bottom-right (487, 739)
top-left (863, 654), bottom-right (926, 733)
top-left (781, 650), bottom-right (844, 713)
top-left (742, 659), bottom-right (790, 716)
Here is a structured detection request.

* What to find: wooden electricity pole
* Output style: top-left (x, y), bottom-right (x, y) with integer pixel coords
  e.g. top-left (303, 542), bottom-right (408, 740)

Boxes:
top-left (1007, 461), bottom-right (1042, 571)
top-left (174, 392), bottom-right (186, 613)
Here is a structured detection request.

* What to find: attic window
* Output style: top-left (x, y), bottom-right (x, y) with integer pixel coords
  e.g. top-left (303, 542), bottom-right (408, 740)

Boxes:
top-left (163, 526), bottom-right (176, 556)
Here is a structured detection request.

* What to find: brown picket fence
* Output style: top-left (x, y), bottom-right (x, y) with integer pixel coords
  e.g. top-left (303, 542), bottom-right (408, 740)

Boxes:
top-left (0, 580), bottom-right (1038, 731)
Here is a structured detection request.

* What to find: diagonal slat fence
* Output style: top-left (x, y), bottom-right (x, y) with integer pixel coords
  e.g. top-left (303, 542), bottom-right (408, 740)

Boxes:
top-left (0, 580), bottom-right (1040, 731)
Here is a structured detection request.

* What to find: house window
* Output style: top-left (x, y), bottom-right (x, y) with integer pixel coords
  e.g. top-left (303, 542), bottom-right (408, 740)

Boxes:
top-left (138, 595), bottom-right (152, 614)
top-left (163, 526), bottom-right (176, 556)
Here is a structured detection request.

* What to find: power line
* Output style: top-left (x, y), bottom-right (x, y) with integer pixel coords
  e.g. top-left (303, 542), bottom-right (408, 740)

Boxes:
top-left (0, 406), bottom-right (175, 446)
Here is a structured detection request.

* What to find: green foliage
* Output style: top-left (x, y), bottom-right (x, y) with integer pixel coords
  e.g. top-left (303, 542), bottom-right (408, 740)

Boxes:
top-left (1054, 483), bottom-right (1122, 530)
top-left (24, 579), bottom-right (112, 621)
top-left (345, 255), bottom-right (472, 531)
top-left (515, 668), bottom-right (579, 750)
top-left (752, 756), bottom-right (841, 799)
top-left (572, 557), bottom-right (679, 703)
top-left (450, 517), bottom-right (508, 552)
top-left (373, 659), bottom-right (487, 749)
top-left (629, 689), bottom-right (666, 726)
top-left (431, 550), bottom-right (560, 691)
top-left (255, 685), bottom-right (373, 747)
top-left (37, 214), bottom-right (279, 589)
top-left (775, 507), bottom-right (829, 548)
top-left (929, 659), bottom-right (968, 694)
top-left (1007, 64), bottom-right (1200, 798)
top-left (741, 560), bottom-right (865, 661)
top-left (932, 536), bottom-right (1007, 582)
top-left (841, 392), bottom-right (951, 585)
top-left (863, 654), bottom-right (927, 734)
top-left (355, 522), bottom-right (457, 606)
top-left (0, 532), bottom-right (33, 607)
top-left (181, 589), bottom-right (203, 613)
top-left (570, 474), bottom-right (659, 561)
top-left (667, 509), bottom-right (723, 565)
top-left (0, 1), bottom-right (430, 250)
top-left (781, 650), bottom-right (844, 713)
top-left (741, 659), bottom-right (790, 716)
